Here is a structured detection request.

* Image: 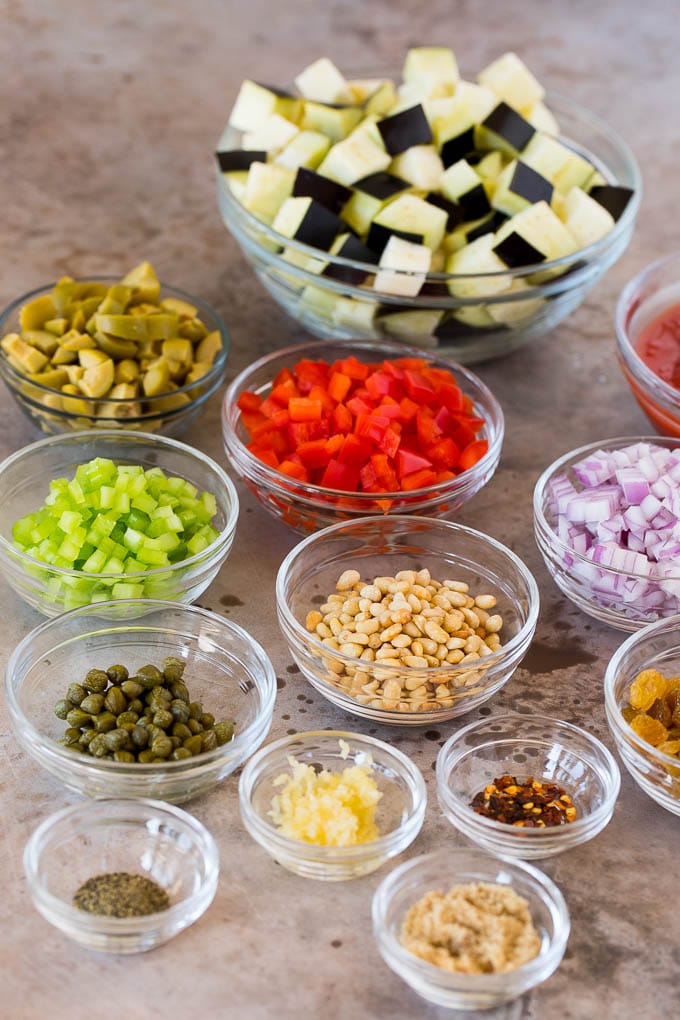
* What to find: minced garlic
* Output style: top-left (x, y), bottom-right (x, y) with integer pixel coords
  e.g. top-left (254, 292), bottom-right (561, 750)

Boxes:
top-left (269, 741), bottom-right (383, 847)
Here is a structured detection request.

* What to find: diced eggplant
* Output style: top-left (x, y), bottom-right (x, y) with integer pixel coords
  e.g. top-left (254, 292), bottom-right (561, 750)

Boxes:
top-left (242, 113), bottom-right (299, 154)
top-left (588, 185), bottom-right (634, 221)
top-left (493, 231), bottom-right (546, 268)
top-left (403, 47), bottom-right (459, 88)
top-left (476, 102), bottom-right (535, 156)
top-left (275, 130), bottom-right (331, 171)
top-left (492, 160), bottom-right (553, 217)
top-left (293, 167), bottom-right (352, 214)
top-left (370, 193), bottom-right (448, 251)
top-left (243, 162), bottom-right (296, 225)
top-left (215, 150), bottom-right (267, 172)
top-left (446, 234), bottom-right (512, 299)
top-left (440, 159), bottom-right (491, 220)
top-left (366, 222), bottom-right (423, 255)
top-left (379, 307), bottom-right (443, 345)
top-left (559, 187), bottom-right (615, 246)
top-left (229, 80), bottom-right (301, 132)
top-left (317, 134), bottom-right (391, 186)
top-left (272, 196), bottom-right (345, 250)
top-left (374, 236), bottom-right (431, 297)
top-left (295, 57), bottom-right (354, 105)
top-left (494, 200), bottom-right (578, 265)
top-left (323, 233), bottom-right (378, 285)
top-left (477, 52), bottom-right (545, 112)
top-left (424, 193), bottom-right (465, 231)
top-left (352, 172), bottom-right (410, 200)
top-left (377, 104), bottom-right (433, 156)
top-left (300, 102), bottom-right (362, 143)
top-left (389, 145), bottom-right (444, 190)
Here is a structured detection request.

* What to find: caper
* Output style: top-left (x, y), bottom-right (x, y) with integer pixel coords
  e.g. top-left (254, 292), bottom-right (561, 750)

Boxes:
top-left (137, 664), bottom-right (163, 687)
top-left (188, 701), bottom-right (203, 721)
top-left (187, 718), bottom-right (202, 735)
top-left (183, 734), bottom-right (203, 756)
top-left (214, 721), bottom-right (234, 745)
top-left (117, 710), bottom-right (139, 727)
top-left (117, 721), bottom-right (137, 734)
top-left (170, 681), bottom-right (189, 703)
top-left (127, 698), bottom-right (144, 715)
top-left (85, 669), bottom-right (109, 693)
top-left (89, 734), bottom-right (110, 757)
top-left (171, 747), bottom-right (192, 761)
top-left (60, 740), bottom-right (81, 753)
top-left (66, 683), bottom-right (87, 706)
top-left (170, 699), bottom-right (190, 724)
top-left (64, 727), bottom-right (82, 742)
top-left (80, 729), bottom-right (97, 747)
top-left (104, 729), bottom-right (130, 752)
top-left (172, 722), bottom-right (192, 741)
top-left (200, 712), bottom-right (215, 729)
top-left (80, 693), bottom-right (105, 715)
top-left (201, 729), bottom-right (217, 753)
top-left (146, 725), bottom-right (163, 743)
top-left (146, 686), bottom-right (171, 707)
top-left (169, 735), bottom-right (182, 750)
top-left (121, 680), bottom-right (144, 699)
top-left (151, 735), bottom-right (173, 758)
top-left (106, 664), bottom-right (129, 684)
top-left (162, 656), bottom-right (185, 682)
top-left (131, 725), bottom-right (149, 749)
top-left (153, 709), bottom-right (173, 730)
top-left (66, 708), bottom-right (92, 729)
top-left (137, 749), bottom-right (155, 763)
top-left (94, 711), bottom-right (117, 733)
top-left (54, 699), bottom-right (70, 720)
top-left (113, 750), bottom-right (135, 763)
top-left (104, 686), bottom-right (128, 715)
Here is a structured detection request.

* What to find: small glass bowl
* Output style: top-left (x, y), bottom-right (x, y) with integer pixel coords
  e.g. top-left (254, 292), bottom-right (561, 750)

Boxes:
top-left (372, 847), bottom-right (570, 1011)
top-left (276, 515), bottom-right (539, 725)
top-left (0, 429), bottom-right (239, 616)
top-left (616, 253), bottom-right (680, 436)
top-left (217, 89), bottom-right (640, 365)
top-left (6, 599), bottom-right (276, 802)
top-left (436, 714), bottom-right (620, 859)
top-left (238, 730), bottom-right (427, 880)
top-left (222, 338), bottom-right (503, 534)
top-left (604, 614), bottom-right (680, 816)
top-left (24, 798), bottom-right (219, 953)
top-left (0, 278), bottom-right (228, 437)
top-left (533, 436), bottom-right (680, 631)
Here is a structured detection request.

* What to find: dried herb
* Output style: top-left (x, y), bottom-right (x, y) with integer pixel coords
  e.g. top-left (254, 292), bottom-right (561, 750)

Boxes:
top-left (72, 872), bottom-right (170, 917)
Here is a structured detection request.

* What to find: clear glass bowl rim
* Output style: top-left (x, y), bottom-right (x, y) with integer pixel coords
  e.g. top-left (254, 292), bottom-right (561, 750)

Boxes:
top-left (436, 711), bottom-right (621, 840)
top-left (238, 728), bottom-right (427, 861)
top-left (0, 276), bottom-right (229, 406)
top-left (23, 796), bottom-right (219, 931)
top-left (276, 514), bottom-right (540, 679)
top-left (0, 428), bottom-right (240, 581)
top-left (223, 338), bottom-right (504, 502)
top-left (5, 598), bottom-right (277, 775)
top-left (217, 88), bottom-right (642, 290)
top-left (371, 846), bottom-right (570, 989)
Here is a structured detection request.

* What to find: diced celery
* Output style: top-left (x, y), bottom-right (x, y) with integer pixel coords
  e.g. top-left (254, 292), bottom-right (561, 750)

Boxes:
top-left (82, 549), bottom-right (107, 572)
top-left (111, 581), bottom-right (144, 599)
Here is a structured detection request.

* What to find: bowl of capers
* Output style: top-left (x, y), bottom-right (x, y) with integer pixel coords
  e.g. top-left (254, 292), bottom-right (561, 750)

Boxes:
top-left (5, 599), bottom-right (277, 803)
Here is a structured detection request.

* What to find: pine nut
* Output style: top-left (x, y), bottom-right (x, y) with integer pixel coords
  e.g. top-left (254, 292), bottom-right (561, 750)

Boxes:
top-left (336, 569), bottom-right (361, 591)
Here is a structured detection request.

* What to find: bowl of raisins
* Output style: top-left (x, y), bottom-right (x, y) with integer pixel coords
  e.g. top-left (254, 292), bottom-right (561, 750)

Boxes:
top-left (605, 613), bottom-right (680, 816)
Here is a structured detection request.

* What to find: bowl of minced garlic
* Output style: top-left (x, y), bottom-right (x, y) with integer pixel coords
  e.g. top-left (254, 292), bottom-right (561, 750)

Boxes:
top-left (238, 730), bottom-right (426, 880)
top-left (372, 848), bottom-right (570, 1010)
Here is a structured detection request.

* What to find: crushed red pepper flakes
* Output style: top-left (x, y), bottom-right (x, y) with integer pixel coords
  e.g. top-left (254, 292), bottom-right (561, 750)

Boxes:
top-left (469, 773), bottom-right (577, 828)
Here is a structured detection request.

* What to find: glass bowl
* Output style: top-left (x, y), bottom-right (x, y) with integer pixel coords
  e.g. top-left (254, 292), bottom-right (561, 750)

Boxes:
top-left (0, 429), bottom-right (239, 616)
top-left (436, 714), bottom-right (620, 859)
top-left (604, 614), bottom-right (680, 816)
top-left (222, 338), bottom-right (504, 533)
top-left (6, 599), bottom-right (276, 802)
top-left (0, 278), bottom-right (228, 437)
top-left (238, 729), bottom-right (426, 880)
top-left (616, 252), bottom-right (680, 436)
top-left (372, 847), bottom-right (569, 1011)
top-left (533, 436), bottom-right (680, 631)
top-left (216, 89), bottom-right (640, 365)
top-left (276, 515), bottom-right (539, 725)
top-left (24, 798), bottom-right (219, 953)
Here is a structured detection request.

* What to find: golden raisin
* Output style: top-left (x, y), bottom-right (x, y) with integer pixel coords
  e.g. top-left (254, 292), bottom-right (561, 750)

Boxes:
top-left (629, 669), bottom-right (668, 711)
top-left (630, 714), bottom-right (669, 747)
top-left (648, 697), bottom-right (673, 727)
top-left (658, 740), bottom-right (680, 757)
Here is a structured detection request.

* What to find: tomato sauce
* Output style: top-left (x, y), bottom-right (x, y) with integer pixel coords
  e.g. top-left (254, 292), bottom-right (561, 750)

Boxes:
top-left (637, 301), bottom-right (680, 388)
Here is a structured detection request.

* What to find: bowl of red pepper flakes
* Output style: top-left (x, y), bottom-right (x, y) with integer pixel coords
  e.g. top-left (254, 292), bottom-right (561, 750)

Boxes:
top-left (222, 339), bottom-right (503, 533)
top-left (436, 714), bottom-right (620, 859)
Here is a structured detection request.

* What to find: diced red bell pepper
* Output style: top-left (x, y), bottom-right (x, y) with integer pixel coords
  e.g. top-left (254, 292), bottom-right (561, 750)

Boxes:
top-left (396, 448), bottom-right (433, 479)
top-left (289, 397), bottom-right (323, 422)
top-left (237, 391), bottom-right (263, 414)
top-left (307, 384), bottom-right (336, 416)
top-left (400, 467), bottom-right (438, 490)
top-left (346, 395), bottom-right (374, 418)
top-left (278, 459), bottom-right (310, 482)
top-left (338, 433), bottom-right (373, 467)
top-left (327, 371), bottom-right (352, 403)
top-left (459, 439), bottom-right (489, 471)
top-left (270, 378), bottom-right (299, 405)
top-left (416, 408), bottom-right (443, 448)
top-left (426, 437), bottom-right (460, 470)
top-left (336, 356), bottom-right (369, 381)
top-left (296, 439), bottom-right (335, 470)
top-left (355, 413), bottom-right (391, 445)
top-left (331, 402), bottom-right (353, 434)
top-left (399, 396), bottom-right (419, 423)
top-left (365, 371), bottom-right (400, 400)
top-left (377, 425), bottom-right (401, 459)
top-left (320, 458), bottom-right (360, 491)
top-left (273, 366), bottom-right (295, 388)
top-left (252, 447), bottom-right (279, 469)
top-left (404, 369), bottom-right (436, 403)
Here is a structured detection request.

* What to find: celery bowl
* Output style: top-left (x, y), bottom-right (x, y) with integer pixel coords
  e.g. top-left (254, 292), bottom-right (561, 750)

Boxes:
top-left (0, 430), bottom-right (238, 617)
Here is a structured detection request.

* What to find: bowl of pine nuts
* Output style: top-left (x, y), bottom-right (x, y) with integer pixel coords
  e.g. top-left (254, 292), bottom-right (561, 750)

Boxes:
top-left (276, 516), bottom-right (539, 724)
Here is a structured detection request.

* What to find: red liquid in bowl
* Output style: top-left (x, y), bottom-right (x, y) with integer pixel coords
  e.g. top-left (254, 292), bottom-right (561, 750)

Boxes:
top-left (637, 302), bottom-right (680, 387)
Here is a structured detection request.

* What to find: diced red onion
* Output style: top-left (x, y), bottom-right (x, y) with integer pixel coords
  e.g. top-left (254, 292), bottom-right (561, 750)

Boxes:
top-left (548, 441), bottom-right (680, 621)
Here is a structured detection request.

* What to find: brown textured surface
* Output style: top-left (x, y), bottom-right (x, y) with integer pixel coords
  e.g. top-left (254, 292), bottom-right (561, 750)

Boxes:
top-left (0, 1), bottom-right (678, 1018)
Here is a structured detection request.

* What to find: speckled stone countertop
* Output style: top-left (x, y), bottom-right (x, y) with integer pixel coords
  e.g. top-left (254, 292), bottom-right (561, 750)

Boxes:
top-left (1, 1), bottom-right (678, 1017)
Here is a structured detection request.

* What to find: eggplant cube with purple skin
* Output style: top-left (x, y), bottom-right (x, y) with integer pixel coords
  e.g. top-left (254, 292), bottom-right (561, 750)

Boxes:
top-left (373, 235), bottom-right (431, 297)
